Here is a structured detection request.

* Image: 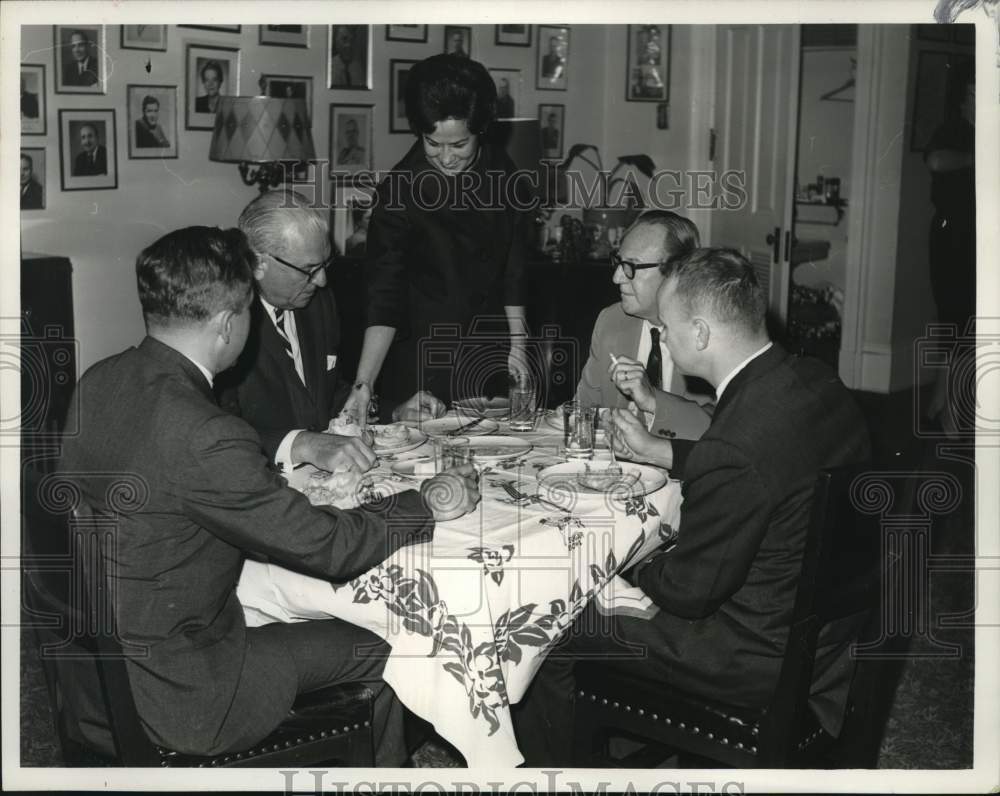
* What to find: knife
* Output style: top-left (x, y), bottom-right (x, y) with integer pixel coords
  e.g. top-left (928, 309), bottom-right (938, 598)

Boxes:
top-left (448, 416), bottom-right (485, 436)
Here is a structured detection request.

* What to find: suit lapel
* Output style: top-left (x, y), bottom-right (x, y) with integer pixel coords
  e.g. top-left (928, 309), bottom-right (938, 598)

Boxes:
top-left (254, 297), bottom-right (316, 411)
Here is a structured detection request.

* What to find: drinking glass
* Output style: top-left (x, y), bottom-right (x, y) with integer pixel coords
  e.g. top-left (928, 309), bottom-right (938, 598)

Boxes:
top-left (562, 401), bottom-right (595, 459)
top-left (508, 372), bottom-right (537, 432)
top-left (434, 437), bottom-right (472, 472)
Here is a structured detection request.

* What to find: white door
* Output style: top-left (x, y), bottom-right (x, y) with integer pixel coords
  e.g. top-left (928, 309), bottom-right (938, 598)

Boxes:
top-left (710, 25), bottom-right (800, 324)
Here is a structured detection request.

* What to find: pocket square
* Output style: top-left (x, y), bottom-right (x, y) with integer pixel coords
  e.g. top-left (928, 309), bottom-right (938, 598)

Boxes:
top-left (326, 355), bottom-right (338, 371)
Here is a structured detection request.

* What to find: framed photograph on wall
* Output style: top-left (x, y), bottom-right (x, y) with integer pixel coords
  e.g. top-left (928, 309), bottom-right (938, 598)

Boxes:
top-left (489, 68), bottom-right (522, 119)
top-left (260, 74), bottom-right (314, 122)
top-left (538, 103), bottom-right (565, 160)
top-left (496, 24), bottom-right (531, 47)
top-left (179, 25), bottom-right (241, 33)
top-left (536, 25), bottom-right (570, 91)
top-left (58, 108), bottom-right (118, 191)
top-left (626, 25), bottom-right (670, 102)
top-left (443, 25), bottom-right (472, 58)
top-left (259, 25), bottom-right (309, 48)
top-left (332, 187), bottom-right (375, 256)
top-left (53, 25), bottom-right (105, 94)
top-left (21, 64), bottom-right (46, 135)
top-left (120, 25), bottom-right (167, 51)
top-left (20, 148), bottom-right (46, 211)
top-left (328, 25), bottom-right (372, 89)
top-left (386, 25), bottom-right (427, 43)
top-left (329, 103), bottom-right (374, 182)
top-left (127, 85), bottom-right (178, 159)
top-left (185, 44), bottom-right (240, 130)
top-left (389, 59), bottom-right (418, 133)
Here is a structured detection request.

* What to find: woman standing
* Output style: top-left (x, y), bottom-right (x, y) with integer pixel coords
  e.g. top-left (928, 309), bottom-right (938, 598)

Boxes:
top-left (343, 54), bottom-right (531, 422)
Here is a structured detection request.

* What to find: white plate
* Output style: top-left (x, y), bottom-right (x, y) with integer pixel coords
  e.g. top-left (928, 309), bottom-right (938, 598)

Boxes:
top-left (467, 435), bottom-right (532, 462)
top-left (415, 416), bottom-right (499, 437)
top-left (370, 425), bottom-right (428, 454)
top-left (536, 461), bottom-right (667, 506)
top-left (390, 457), bottom-right (436, 478)
top-left (453, 396), bottom-right (510, 418)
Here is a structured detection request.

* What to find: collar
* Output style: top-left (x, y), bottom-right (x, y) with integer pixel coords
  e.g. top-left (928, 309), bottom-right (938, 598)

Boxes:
top-left (181, 353), bottom-right (215, 387)
top-left (716, 341), bottom-right (773, 401)
top-left (641, 319), bottom-right (665, 338)
top-left (138, 336), bottom-right (216, 397)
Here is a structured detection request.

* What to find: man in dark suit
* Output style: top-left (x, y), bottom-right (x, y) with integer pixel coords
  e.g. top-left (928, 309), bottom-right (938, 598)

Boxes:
top-left (20, 76), bottom-right (39, 118)
top-left (72, 123), bottom-right (107, 176)
top-left (576, 210), bottom-right (713, 441)
top-left (62, 30), bottom-right (99, 87)
top-left (20, 153), bottom-right (43, 210)
top-left (58, 225), bottom-right (479, 760)
top-left (513, 247), bottom-right (870, 765)
top-left (217, 190), bottom-right (443, 475)
top-left (541, 36), bottom-right (566, 80)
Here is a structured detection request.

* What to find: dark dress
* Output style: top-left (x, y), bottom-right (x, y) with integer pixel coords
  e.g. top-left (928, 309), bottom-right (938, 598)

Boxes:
top-left (364, 140), bottom-right (530, 416)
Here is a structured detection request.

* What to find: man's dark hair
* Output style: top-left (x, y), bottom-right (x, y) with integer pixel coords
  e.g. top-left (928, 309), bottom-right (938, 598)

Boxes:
top-left (405, 54), bottom-right (497, 136)
top-left (136, 227), bottom-right (254, 327)
top-left (667, 247), bottom-right (767, 336)
top-left (21, 153), bottom-right (33, 168)
top-left (69, 29), bottom-right (90, 44)
top-left (141, 95), bottom-right (159, 112)
top-left (627, 210), bottom-right (701, 271)
top-left (200, 60), bottom-right (223, 83)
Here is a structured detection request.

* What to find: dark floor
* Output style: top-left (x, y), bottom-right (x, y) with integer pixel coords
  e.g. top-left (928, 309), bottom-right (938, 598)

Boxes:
top-left (19, 386), bottom-right (976, 769)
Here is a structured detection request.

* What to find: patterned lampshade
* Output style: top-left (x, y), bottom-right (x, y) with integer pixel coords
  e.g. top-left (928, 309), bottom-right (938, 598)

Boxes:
top-left (208, 96), bottom-right (315, 164)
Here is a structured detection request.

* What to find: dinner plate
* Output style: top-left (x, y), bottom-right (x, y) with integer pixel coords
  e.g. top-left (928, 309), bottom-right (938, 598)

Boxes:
top-left (453, 396), bottom-right (510, 419)
top-left (536, 461), bottom-right (667, 505)
top-left (414, 416), bottom-right (499, 437)
top-left (466, 435), bottom-right (532, 462)
top-left (390, 457), bottom-right (436, 478)
top-left (370, 425), bottom-right (428, 454)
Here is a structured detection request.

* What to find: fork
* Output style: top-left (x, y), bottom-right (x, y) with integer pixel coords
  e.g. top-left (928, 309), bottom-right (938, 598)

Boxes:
top-left (499, 480), bottom-right (566, 512)
top-left (448, 416), bottom-right (484, 436)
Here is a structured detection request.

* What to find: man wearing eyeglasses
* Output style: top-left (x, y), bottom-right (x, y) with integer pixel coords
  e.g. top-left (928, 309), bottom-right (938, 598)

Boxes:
top-left (575, 210), bottom-right (713, 442)
top-left (218, 190), bottom-right (441, 475)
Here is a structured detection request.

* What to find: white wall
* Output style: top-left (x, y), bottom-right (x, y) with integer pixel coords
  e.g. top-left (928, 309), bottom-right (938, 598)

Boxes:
top-left (21, 23), bottom-right (694, 373)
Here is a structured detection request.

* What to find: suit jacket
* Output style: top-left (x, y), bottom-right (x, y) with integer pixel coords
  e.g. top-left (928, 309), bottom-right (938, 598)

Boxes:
top-left (216, 289), bottom-right (346, 461)
top-left (21, 179), bottom-right (43, 210)
top-left (576, 303), bottom-right (714, 440)
top-left (135, 120), bottom-right (169, 148)
top-left (631, 343), bottom-right (871, 735)
top-left (21, 90), bottom-right (39, 118)
top-left (63, 56), bottom-right (98, 86)
top-left (59, 336), bottom-right (432, 755)
top-left (194, 94), bottom-right (220, 114)
top-left (73, 145), bottom-right (107, 176)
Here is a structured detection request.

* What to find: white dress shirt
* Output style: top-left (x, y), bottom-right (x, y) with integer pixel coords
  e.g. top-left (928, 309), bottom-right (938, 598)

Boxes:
top-left (260, 297), bottom-right (306, 472)
top-left (634, 320), bottom-right (674, 428)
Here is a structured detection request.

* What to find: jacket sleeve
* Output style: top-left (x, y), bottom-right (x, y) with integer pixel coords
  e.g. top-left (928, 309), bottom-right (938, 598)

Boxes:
top-left (365, 177), bottom-right (412, 333)
top-left (650, 390), bottom-right (713, 441)
top-left (576, 309), bottom-right (611, 407)
top-left (214, 381), bottom-right (286, 464)
top-left (179, 412), bottom-right (434, 581)
top-left (633, 438), bottom-right (771, 618)
top-left (503, 202), bottom-right (530, 308)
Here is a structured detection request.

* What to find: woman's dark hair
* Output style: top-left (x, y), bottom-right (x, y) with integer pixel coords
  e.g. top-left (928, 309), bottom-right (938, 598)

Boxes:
top-left (404, 54), bottom-right (497, 136)
top-left (200, 59), bottom-right (223, 83)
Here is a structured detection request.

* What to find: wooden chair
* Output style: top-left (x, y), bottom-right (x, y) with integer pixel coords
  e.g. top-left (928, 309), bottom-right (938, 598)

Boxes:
top-left (22, 475), bottom-right (376, 767)
top-left (572, 464), bottom-right (887, 768)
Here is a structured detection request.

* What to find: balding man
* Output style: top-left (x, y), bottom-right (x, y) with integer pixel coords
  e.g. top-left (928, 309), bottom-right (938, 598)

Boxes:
top-left (515, 247), bottom-right (871, 765)
top-left (576, 210), bottom-right (713, 441)
top-left (72, 123), bottom-right (107, 176)
top-left (217, 190), bottom-right (442, 475)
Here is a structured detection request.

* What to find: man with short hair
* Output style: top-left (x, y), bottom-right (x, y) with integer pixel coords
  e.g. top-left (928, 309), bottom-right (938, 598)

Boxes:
top-left (576, 210), bottom-right (713, 441)
top-left (514, 247), bottom-right (871, 765)
top-left (337, 117), bottom-right (366, 165)
top-left (329, 25), bottom-right (365, 88)
top-left (58, 225), bottom-right (479, 760)
top-left (134, 95), bottom-right (170, 148)
top-left (63, 29), bottom-right (99, 87)
top-left (20, 153), bottom-right (43, 210)
top-left (72, 123), bottom-right (107, 176)
top-left (217, 190), bottom-right (443, 475)
top-left (541, 36), bottom-right (565, 80)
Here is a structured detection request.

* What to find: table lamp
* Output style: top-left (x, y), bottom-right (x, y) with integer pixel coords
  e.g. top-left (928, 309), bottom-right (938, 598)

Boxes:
top-left (208, 96), bottom-right (315, 193)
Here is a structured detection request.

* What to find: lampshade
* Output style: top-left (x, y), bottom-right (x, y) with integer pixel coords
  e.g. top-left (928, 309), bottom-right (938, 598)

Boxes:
top-left (208, 96), bottom-right (315, 164)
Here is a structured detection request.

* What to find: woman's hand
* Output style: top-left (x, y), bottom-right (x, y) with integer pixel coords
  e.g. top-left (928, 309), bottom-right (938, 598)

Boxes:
top-left (341, 382), bottom-right (373, 428)
top-left (393, 391), bottom-right (446, 423)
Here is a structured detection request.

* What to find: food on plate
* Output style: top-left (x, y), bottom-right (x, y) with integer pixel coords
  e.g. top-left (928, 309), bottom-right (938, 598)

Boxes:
top-left (373, 423), bottom-right (410, 446)
top-left (328, 409), bottom-right (374, 446)
top-left (577, 464), bottom-right (637, 492)
top-left (301, 469), bottom-right (365, 508)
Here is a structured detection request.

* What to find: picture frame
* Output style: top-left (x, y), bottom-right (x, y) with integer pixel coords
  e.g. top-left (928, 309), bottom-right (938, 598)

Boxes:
top-left (332, 186), bottom-right (375, 257)
top-left (260, 74), bottom-right (314, 122)
top-left (389, 59), bottom-right (418, 133)
top-left (20, 64), bottom-right (46, 135)
top-left (443, 25), bottom-right (472, 58)
top-left (910, 50), bottom-right (973, 151)
top-left (327, 25), bottom-right (372, 90)
top-left (53, 25), bottom-right (106, 94)
top-left (120, 25), bottom-right (167, 51)
top-left (329, 103), bottom-right (374, 182)
top-left (495, 24), bottom-right (531, 47)
top-left (185, 44), bottom-right (240, 130)
top-left (179, 25), bottom-right (241, 33)
top-left (58, 108), bottom-right (118, 191)
top-left (386, 25), bottom-right (428, 43)
top-left (536, 25), bottom-right (570, 91)
top-left (259, 25), bottom-right (309, 48)
top-left (20, 147), bottom-right (46, 211)
top-left (127, 84), bottom-right (178, 159)
top-left (489, 68), bottom-right (522, 119)
top-left (626, 25), bottom-right (670, 102)
top-left (538, 103), bottom-right (565, 160)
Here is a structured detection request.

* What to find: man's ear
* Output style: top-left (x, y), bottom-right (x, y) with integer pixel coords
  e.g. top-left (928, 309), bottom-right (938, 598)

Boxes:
top-left (251, 257), bottom-right (267, 281)
top-left (693, 317), bottom-right (710, 351)
top-left (215, 310), bottom-right (234, 345)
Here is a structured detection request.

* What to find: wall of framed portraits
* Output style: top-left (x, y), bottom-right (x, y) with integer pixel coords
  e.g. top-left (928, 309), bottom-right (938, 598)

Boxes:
top-left (20, 23), bottom-right (707, 372)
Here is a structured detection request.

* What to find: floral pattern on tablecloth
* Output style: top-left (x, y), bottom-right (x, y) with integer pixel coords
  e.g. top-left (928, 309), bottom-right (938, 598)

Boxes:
top-left (467, 544), bottom-right (516, 585)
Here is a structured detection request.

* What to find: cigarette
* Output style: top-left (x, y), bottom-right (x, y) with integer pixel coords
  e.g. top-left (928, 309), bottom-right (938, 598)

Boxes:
top-left (609, 353), bottom-right (619, 366)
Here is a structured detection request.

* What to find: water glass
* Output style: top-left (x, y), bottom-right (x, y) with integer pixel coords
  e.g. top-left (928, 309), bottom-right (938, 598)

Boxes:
top-left (508, 373), bottom-right (537, 432)
top-left (434, 437), bottom-right (472, 472)
top-left (562, 401), bottom-right (595, 459)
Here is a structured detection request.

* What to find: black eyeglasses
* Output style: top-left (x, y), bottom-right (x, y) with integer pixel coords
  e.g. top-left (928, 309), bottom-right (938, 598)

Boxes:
top-left (610, 250), bottom-right (667, 280)
top-left (265, 251), bottom-right (332, 280)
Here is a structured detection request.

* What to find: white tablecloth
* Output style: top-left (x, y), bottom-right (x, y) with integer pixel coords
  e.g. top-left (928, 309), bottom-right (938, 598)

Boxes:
top-left (237, 415), bottom-right (682, 767)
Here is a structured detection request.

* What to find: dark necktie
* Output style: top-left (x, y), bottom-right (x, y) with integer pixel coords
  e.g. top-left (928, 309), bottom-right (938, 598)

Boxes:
top-left (646, 327), bottom-right (662, 390)
top-left (273, 309), bottom-right (294, 357)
